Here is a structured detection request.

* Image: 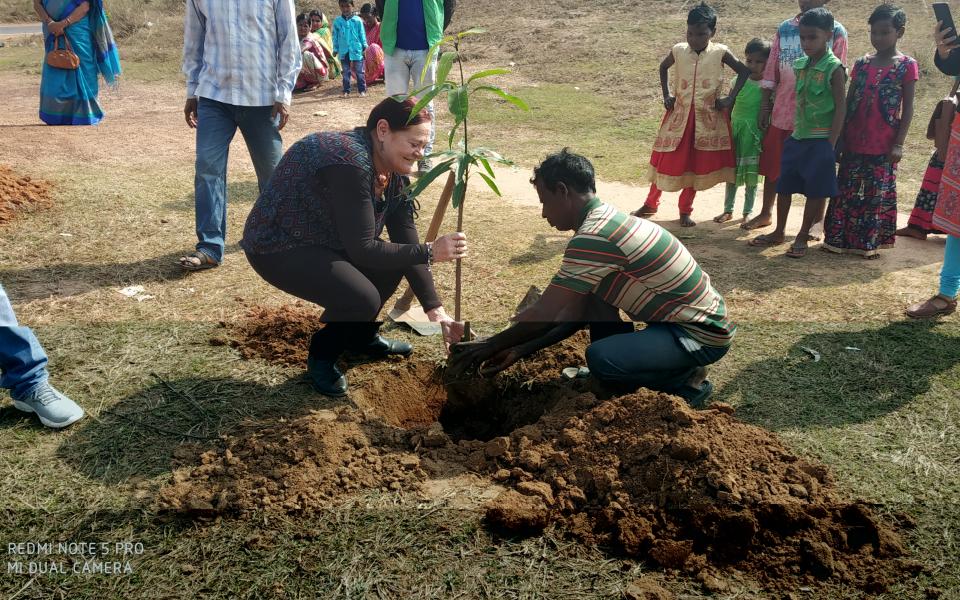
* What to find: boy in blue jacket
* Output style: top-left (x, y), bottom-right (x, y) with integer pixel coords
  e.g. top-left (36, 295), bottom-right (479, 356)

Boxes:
top-left (334, 0), bottom-right (368, 96)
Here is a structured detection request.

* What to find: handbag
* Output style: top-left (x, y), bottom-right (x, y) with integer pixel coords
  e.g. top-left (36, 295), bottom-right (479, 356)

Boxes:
top-left (46, 34), bottom-right (80, 70)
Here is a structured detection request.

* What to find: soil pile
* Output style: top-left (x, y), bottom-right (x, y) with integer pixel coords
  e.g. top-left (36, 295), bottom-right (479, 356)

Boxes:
top-left (157, 405), bottom-right (425, 515)
top-left (0, 166), bottom-right (52, 225)
top-left (181, 304), bottom-right (912, 593)
top-left (211, 303), bottom-right (324, 367)
top-left (456, 390), bottom-right (911, 592)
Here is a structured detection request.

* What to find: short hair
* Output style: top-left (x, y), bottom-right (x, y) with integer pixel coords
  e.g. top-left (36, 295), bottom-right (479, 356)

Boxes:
top-left (799, 7), bottom-right (834, 32)
top-left (531, 149), bottom-right (596, 194)
top-left (360, 3), bottom-right (375, 15)
top-left (308, 9), bottom-right (323, 19)
top-left (339, 0), bottom-right (354, 5)
top-left (296, 12), bottom-right (309, 25)
top-left (869, 4), bottom-right (907, 29)
top-left (366, 96), bottom-right (432, 132)
top-left (745, 37), bottom-right (771, 58)
top-left (687, 2), bottom-right (718, 32)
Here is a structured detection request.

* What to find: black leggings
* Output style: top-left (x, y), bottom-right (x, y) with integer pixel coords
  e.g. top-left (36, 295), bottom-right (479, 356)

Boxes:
top-left (246, 246), bottom-right (406, 359)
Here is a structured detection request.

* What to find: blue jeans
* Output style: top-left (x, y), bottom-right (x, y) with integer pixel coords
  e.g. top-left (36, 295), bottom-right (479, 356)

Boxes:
top-left (342, 59), bottom-right (366, 94)
top-left (384, 48), bottom-right (436, 155)
top-left (0, 284), bottom-right (48, 400)
top-left (941, 234), bottom-right (960, 298)
top-left (585, 323), bottom-right (728, 395)
top-left (194, 98), bottom-right (283, 263)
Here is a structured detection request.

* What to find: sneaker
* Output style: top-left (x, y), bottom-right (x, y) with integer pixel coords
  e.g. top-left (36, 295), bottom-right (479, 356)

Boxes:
top-left (306, 356), bottom-right (348, 397)
top-left (12, 381), bottom-right (85, 429)
top-left (359, 91), bottom-right (367, 98)
top-left (417, 159), bottom-right (433, 176)
top-left (342, 92), bottom-right (350, 98)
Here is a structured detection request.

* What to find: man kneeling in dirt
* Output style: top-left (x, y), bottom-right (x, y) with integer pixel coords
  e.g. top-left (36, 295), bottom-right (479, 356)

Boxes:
top-left (447, 149), bottom-right (735, 405)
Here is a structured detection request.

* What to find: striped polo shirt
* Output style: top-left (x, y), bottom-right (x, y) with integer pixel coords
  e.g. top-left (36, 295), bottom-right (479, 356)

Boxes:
top-left (550, 198), bottom-right (736, 347)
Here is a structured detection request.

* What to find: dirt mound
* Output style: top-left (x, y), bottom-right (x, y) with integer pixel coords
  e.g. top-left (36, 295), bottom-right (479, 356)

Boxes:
top-left (179, 304), bottom-right (911, 593)
top-left (157, 405), bottom-right (425, 515)
top-left (211, 303), bottom-right (323, 367)
top-left (0, 166), bottom-right (52, 225)
top-left (459, 391), bottom-right (911, 593)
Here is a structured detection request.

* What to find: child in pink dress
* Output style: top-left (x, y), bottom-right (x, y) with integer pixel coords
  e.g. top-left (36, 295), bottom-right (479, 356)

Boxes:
top-left (823, 5), bottom-right (918, 258)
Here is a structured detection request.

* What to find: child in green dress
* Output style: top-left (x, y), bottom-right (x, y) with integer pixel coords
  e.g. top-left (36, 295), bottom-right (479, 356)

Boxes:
top-left (715, 38), bottom-right (771, 224)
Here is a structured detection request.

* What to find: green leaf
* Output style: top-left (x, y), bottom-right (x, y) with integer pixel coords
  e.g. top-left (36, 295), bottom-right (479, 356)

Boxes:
top-left (447, 85), bottom-right (469, 122)
top-left (473, 85), bottom-right (530, 111)
top-left (421, 36), bottom-right (454, 82)
top-left (452, 154), bottom-right (471, 208)
top-left (476, 156), bottom-right (495, 180)
top-left (407, 84), bottom-right (448, 123)
top-left (405, 158), bottom-right (456, 198)
top-left (435, 51), bottom-right (458, 87)
top-left (466, 68), bottom-right (510, 84)
top-left (473, 147), bottom-right (514, 166)
top-left (447, 119), bottom-right (462, 150)
top-left (477, 172), bottom-right (501, 197)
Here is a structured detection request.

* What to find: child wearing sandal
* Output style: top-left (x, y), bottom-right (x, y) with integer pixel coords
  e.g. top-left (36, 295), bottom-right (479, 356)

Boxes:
top-left (823, 5), bottom-right (917, 259)
top-left (635, 2), bottom-right (750, 227)
top-left (749, 7), bottom-right (846, 258)
top-left (714, 38), bottom-right (771, 225)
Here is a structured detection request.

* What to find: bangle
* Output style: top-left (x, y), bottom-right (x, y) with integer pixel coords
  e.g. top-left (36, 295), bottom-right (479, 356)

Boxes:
top-left (64, 16), bottom-right (71, 25)
top-left (426, 242), bottom-right (433, 269)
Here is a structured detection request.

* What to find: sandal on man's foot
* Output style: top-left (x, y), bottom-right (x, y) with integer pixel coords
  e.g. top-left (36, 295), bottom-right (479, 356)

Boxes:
top-left (742, 215), bottom-right (772, 230)
top-left (748, 233), bottom-right (784, 247)
top-left (177, 250), bottom-right (219, 271)
top-left (785, 244), bottom-right (807, 258)
top-left (905, 294), bottom-right (957, 319)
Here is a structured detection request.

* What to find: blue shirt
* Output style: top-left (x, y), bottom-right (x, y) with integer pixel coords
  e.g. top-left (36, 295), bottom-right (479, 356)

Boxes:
top-left (396, 0), bottom-right (428, 50)
top-left (182, 0), bottom-right (302, 106)
top-left (333, 14), bottom-right (368, 61)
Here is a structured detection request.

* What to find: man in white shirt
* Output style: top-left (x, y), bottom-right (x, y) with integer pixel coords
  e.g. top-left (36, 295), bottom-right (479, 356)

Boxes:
top-left (178, 0), bottom-right (302, 271)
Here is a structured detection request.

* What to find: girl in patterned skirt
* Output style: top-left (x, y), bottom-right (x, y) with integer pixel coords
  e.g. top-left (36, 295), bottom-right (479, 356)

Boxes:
top-left (824, 5), bottom-right (918, 258)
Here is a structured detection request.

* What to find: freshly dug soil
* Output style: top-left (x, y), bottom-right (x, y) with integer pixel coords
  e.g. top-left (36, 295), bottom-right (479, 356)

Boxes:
top-left (0, 166), bottom-right (52, 225)
top-left (170, 304), bottom-right (912, 593)
top-left (211, 302), bottom-right (323, 367)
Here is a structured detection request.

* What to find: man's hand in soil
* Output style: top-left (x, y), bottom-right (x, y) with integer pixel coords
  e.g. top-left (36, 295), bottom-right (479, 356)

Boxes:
top-left (184, 98), bottom-right (198, 128)
top-left (272, 102), bottom-right (290, 130)
top-left (446, 340), bottom-right (498, 380)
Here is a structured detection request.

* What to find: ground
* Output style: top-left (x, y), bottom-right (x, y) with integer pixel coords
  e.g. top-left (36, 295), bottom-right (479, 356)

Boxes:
top-left (0, 0), bottom-right (959, 598)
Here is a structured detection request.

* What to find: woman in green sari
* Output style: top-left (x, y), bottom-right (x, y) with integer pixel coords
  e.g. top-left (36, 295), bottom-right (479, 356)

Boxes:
top-left (33, 0), bottom-right (121, 125)
top-left (309, 9), bottom-right (341, 80)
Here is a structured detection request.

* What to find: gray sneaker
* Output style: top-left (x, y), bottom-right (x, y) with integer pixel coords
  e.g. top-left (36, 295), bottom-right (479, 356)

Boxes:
top-left (12, 381), bottom-right (85, 429)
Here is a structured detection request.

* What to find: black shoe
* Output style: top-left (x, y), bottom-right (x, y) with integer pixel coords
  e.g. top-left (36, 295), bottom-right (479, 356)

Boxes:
top-left (307, 356), bottom-right (348, 397)
top-left (679, 380), bottom-right (713, 408)
top-left (359, 335), bottom-right (413, 358)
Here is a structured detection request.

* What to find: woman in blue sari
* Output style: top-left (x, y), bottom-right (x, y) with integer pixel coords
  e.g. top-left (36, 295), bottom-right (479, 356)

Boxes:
top-left (33, 0), bottom-right (121, 125)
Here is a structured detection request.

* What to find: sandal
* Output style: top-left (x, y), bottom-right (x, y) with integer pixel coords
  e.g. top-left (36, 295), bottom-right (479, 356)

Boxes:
top-left (905, 295), bottom-right (957, 319)
top-left (785, 244), bottom-right (807, 258)
top-left (748, 233), bottom-right (785, 247)
top-left (177, 250), bottom-right (219, 271)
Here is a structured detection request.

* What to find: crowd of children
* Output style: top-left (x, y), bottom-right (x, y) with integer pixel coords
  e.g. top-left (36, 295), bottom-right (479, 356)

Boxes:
top-left (639, 0), bottom-right (934, 262)
top-left (293, 2), bottom-right (386, 96)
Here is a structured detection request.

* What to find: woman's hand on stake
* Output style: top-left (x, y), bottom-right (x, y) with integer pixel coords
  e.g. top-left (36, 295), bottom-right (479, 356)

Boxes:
top-left (663, 96), bottom-right (676, 111)
top-left (432, 232), bottom-right (468, 262)
top-left (426, 306), bottom-right (464, 352)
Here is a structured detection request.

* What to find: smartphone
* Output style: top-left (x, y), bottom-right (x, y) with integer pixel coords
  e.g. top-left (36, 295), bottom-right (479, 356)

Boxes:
top-left (934, 2), bottom-right (957, 39)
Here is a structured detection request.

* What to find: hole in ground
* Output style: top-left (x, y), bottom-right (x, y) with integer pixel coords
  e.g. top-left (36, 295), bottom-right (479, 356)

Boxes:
top-left (350, 360), bottom-right (563, 441)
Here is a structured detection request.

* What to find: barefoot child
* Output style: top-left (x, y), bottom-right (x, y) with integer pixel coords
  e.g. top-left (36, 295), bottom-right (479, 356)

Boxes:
top-left (750, 7), bottom-right (846, 257)
top-left (333, 0), bottom-right (368, 97)
top-left (744, 0), bottom-right (847, 232)
top-left (715, 38), bottom-right (771, 225)
top-left (635, 2), bottom-right (750, 227)
top-left (823, 5), bottom-right (917, 258)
